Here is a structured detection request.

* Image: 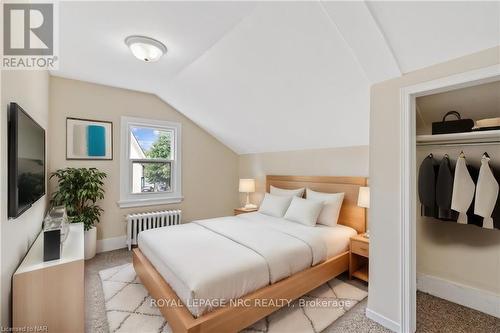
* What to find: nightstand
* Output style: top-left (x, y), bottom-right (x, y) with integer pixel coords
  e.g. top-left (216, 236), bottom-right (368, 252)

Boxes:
top-left (234, 207), bottom-right (258, 216)
top-left (349, 234), bottom-right (369, 283)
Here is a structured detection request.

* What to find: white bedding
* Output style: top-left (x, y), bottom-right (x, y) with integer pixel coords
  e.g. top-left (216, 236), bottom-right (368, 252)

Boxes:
top-left (239, 212), bottom-right (357, 258)
top-left (137, 212), bottom-right (356, 317)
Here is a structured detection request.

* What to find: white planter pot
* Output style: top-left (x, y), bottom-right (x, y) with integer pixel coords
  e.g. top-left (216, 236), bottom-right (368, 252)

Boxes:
top-left (84, 226), bottom-right (97, 260)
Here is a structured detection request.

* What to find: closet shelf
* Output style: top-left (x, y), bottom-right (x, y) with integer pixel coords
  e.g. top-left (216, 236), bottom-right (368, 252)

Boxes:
top-left (416, 130), bottom-right (500, 147)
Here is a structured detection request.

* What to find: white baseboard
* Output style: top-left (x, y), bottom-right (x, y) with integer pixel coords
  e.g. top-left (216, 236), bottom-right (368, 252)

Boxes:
top-left (96, 235), bottom-right (127, 253)
top-left (365, 308), bottom-right (401, 333)
top-left (417, 273), bottom-right (500, 318)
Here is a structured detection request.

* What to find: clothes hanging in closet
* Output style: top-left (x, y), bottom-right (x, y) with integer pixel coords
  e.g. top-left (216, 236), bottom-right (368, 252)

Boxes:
top-left (491, 176), bottom-right (500, 229)
top-left (418, 154), bottom-right (439, 218)
top-left (475, 154), bottom-right (500, 229)
top-left (451, 153), bottom-right (476, 224)
top-left (418, 152), bottom-right (499, 230)
top-left (459, 161), bottom-right (482, 227)
top-left (435, 155), bottom-right (458, 221)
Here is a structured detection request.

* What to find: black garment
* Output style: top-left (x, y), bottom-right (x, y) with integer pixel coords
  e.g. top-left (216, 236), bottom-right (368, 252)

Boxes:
top-left (492, 167), bottom-right (500, 230)
top-left (418, 154), bottom-right (438, 217)
top-left (436, 155), bottom-right (458, 221)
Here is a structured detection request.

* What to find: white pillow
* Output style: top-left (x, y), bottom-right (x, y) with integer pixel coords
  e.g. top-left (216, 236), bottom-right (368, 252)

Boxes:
top-left (258, 193), bottom-right (293, 218)
top-left (306, 189), bottom-right (345, 227)
top-left (284, 197), bottom-right (323, 226)
top-left (270, 185), bottom-right (305, 198)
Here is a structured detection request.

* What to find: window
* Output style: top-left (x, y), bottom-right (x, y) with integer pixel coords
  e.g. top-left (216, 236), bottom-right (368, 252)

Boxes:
top-left (119, 117), bottom-right (182, 208)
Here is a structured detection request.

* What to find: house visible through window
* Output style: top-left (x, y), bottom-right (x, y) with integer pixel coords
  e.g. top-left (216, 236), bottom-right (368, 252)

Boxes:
top-left (119, 117), bottom-right (182, 208)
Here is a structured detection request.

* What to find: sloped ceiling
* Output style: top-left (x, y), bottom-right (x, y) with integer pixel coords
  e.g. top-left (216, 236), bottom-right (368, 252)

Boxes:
top-left (52, 1), bottom-right (500, 154)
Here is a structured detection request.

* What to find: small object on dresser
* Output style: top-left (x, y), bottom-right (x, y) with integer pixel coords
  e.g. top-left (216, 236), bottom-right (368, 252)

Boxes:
top-left (43, 206), bottom-right (69, 261)
top-left (43, 229), bottom-right (61, 261)
top-left (432, 111), bottom-right (474, 135)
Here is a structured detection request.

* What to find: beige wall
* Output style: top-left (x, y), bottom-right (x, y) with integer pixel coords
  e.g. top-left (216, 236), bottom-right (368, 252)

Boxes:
top-left (1, 70), bottom-right (50, 327)
top-left (49, 77), bottom-right (239, 241)
top-left (238, 145), bottom-right (369, 205)
top-left (369, 46), bottom-right (500, 326)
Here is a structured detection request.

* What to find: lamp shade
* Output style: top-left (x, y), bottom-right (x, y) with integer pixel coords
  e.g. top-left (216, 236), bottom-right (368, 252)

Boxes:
top-left (357, 187), bottom-right (370, 208)
top-left (239, 179), bottom-right (255, 193)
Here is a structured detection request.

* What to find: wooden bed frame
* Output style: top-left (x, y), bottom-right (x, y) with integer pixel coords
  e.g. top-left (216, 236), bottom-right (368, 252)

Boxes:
top-left (133, 175), bottom-right (367, 333)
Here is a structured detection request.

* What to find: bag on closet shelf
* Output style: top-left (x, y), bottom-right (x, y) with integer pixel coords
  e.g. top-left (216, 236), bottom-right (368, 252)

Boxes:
top-left (432, 111), bottom-right (474, 135)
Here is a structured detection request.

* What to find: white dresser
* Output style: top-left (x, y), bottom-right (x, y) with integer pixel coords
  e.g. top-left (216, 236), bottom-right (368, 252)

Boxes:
top-left (13, 223), bottom-right (84, 333)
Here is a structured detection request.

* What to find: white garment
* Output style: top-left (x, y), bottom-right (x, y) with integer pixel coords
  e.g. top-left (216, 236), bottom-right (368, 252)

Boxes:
top-left (451, 155), bottom-right (475, 224)
top-left (474, 156), bottom-right (499, 229)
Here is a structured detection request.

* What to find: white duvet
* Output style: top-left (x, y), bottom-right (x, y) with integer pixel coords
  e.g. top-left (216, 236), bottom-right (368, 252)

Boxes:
top-left (138, 212), bottom-right (356, 317)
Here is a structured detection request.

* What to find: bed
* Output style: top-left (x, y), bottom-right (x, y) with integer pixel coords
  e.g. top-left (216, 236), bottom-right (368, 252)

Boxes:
top-left (133, 175), bottom-right (367, 333)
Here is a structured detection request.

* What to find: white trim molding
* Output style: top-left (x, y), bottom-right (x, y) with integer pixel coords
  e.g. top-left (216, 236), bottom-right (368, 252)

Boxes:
top-left (366, 308), bottom-right (401, 333)
top-left (117, 196), bottom-right (183, 208)
top-left (96, 235), bottom-right (127, 253)
top-left (400, 64), bottom-right (500, 332)
top-left (417, 273), bottom-right (500, 319)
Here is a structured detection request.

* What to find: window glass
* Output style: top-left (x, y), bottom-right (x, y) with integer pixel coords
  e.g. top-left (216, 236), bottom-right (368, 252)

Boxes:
top-left (131, 161), bottom-right (171, 193)
top-left (130, 126), bottom-right (173, 160)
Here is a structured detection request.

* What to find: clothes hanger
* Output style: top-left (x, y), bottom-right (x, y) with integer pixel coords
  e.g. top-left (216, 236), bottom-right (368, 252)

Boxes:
top-left (459, 151), bottom-right (465, 158)
top-left (482, 152), bottom-right (490, 160)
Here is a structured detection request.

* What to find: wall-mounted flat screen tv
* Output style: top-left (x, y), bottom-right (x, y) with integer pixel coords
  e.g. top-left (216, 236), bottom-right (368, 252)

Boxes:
top-left (8, 103), bottom-right (46, 218)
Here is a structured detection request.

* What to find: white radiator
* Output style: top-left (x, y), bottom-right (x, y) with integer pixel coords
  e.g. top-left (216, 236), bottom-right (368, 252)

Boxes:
top-left (126, 209), bottom-right (181, 250)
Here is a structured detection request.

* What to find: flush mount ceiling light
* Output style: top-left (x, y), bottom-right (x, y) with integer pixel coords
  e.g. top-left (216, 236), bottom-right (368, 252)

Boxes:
top-left (125, 35), bottom-right (167, 62)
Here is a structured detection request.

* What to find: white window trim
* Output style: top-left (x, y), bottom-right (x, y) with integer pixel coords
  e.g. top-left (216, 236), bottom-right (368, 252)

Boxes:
top-left (118, 116), bottom-right (182, 208)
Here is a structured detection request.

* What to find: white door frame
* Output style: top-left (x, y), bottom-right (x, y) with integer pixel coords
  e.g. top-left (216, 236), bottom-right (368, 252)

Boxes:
top-left (400, 64), bottom-right (500, 333)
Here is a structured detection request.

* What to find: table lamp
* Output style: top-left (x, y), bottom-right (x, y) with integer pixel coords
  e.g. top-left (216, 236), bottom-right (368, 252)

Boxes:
top-left (357, 186), bottom-right (370, 238)
top-left (239, 179), bottom-right (257, 209)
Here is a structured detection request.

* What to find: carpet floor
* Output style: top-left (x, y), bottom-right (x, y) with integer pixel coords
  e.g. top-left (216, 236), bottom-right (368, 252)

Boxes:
top-left (85, 249), bottom-right (498, 333)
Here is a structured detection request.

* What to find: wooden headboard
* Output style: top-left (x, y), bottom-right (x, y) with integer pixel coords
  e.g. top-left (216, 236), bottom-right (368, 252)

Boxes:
top-left (266, 175), bottom-right (367, 234)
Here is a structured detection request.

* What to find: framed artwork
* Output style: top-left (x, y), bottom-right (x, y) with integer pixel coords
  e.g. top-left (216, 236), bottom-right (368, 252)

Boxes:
top-left (66, 117), bottom-right (113, 160)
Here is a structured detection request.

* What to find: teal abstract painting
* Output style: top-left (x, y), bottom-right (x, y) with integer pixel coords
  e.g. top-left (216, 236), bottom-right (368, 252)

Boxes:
top-left (87, 125), bottom-right (106, 156)
top-left (67, 118), bottom-right (112, 160)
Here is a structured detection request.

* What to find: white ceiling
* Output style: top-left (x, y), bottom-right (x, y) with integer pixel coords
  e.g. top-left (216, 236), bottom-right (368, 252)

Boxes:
top-left (53, 1), bottom-right (500, 154)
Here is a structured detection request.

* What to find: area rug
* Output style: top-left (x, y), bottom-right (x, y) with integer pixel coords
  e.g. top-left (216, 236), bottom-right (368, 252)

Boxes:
top-left (99, 263), bottom-right (367, 333)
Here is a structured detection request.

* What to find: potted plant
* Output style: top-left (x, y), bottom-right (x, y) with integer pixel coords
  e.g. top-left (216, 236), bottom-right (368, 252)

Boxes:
top-left (50, 167), bottom-right (106, 260)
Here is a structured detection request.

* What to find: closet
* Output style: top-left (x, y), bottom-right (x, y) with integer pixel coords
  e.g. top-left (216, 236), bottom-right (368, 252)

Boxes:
top-left (414, 80), bottom-right (500, 319)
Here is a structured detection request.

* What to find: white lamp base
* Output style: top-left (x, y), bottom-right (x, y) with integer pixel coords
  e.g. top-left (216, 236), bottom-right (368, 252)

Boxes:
top-left (243, 192), bottom-right (257, 210)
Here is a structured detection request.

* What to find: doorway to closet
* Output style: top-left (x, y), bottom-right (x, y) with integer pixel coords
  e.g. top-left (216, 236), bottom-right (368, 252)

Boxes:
top-left (399, 65), bottom-right (500, 333)
top-left (414, 80), bottom-right (499, 331)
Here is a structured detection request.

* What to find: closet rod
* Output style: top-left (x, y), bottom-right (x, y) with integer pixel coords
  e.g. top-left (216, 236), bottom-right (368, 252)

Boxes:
top-left (417, 141), bottom-right (500, 147)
